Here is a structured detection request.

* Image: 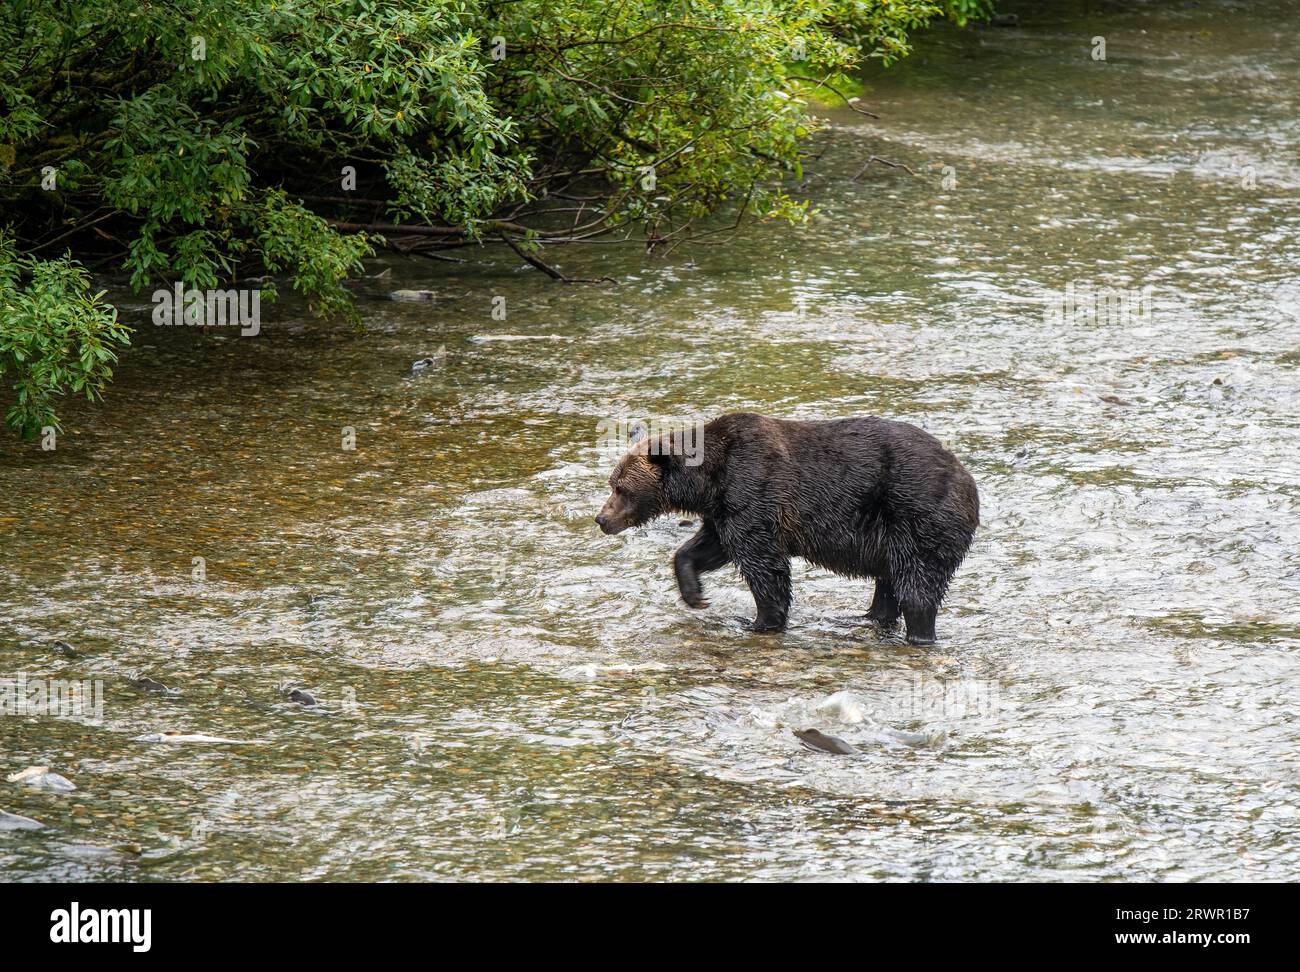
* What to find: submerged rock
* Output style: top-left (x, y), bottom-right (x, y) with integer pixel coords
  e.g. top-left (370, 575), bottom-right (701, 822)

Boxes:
top-left (388, 289), bottom-right (439, 301)
top-left (793, 728), bottom-right (859, 755)
top-left (6, 766), bottom-right (76, 791)
top-left (0, 809), bottom-right (44, 830)
top-left (133, 732), bottom-right (266, 745)
top-left (132, 676), bottom-right (179, 696)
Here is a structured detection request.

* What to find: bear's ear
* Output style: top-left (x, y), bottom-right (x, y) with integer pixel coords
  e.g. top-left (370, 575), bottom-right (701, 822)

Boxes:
top-left (646, 445), bottom-right (679, 473)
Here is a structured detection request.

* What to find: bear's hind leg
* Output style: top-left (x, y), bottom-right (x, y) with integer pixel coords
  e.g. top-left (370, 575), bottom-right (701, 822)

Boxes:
top-left (880, 510), bottom-right (974, 645)
top-left (866, 577), bottom-right (901, 628)
top-left (902, 602), bottom-right (938, 646)
top-left (736, 554), bottom-right (792, 633)
top-left (673, 522), bottom-right (729, 609)
top-left (888, 558), bottom-right (948, 646)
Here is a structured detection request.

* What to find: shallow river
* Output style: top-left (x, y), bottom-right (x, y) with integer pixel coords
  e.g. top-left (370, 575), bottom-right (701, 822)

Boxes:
top-left (3, 0), bottom-right (1299, 880)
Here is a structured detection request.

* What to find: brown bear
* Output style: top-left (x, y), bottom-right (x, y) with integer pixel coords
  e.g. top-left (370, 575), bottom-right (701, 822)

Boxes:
top-left (596, 412), bottom-right (979, 644)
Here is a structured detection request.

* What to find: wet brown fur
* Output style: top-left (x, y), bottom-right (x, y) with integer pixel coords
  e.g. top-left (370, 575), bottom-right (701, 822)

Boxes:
top-left (596, 412), bottom-right (979, 644)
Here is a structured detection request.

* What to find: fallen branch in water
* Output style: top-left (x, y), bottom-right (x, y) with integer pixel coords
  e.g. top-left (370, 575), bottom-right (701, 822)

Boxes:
top-left (328, 219), bottom-right (525, 237)
top-left (786, 75), bottom-right (880, 119)
top-left (851, 155), bottom-right (918, 179)
top-left (406, 248), bottom-right (469, 264)
top-left (499, 233), bottom-right (617, 284)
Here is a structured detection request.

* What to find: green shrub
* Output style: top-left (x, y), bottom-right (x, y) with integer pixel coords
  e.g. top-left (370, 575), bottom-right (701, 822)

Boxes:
top-left (0, 233), bottom-right (132, 438)
top-left (0, 0), bottom-right (983, 435)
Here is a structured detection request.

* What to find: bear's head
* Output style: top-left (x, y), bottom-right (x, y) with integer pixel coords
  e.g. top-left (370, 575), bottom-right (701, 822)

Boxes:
top-left (595, 439), bottom-right (669, 535)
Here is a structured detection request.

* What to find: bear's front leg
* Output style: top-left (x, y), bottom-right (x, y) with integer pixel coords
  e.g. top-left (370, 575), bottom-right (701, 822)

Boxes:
top-left (673, 522), bottom-right (729, 609)
top-left (736, 554), bottom-right (792, 633)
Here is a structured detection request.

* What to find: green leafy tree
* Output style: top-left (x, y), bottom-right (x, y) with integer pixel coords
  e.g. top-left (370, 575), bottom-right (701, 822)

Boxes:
top-left (1, 0), bottom-right (987, 436)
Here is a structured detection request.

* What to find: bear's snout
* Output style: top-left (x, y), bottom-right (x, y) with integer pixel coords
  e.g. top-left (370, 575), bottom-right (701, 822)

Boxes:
top-left (596, 493), bottom-right (633, 534)
top-left (595, 511), bottom-right (628, 535)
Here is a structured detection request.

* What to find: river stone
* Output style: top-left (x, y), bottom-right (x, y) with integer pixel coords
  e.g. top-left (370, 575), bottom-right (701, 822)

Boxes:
top-left (133, 732), bottom-right (266, 745)
top-left (132, 676), bottom-right (179, 696)
top-left (0, 809), bottom-right (45, 830)
top-left (6, 766), bottom-right (77, 791)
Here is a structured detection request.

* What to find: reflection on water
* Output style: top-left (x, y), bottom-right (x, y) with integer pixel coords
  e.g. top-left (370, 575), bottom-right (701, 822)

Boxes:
top-left (2, 0), bottom-right (1298, 881)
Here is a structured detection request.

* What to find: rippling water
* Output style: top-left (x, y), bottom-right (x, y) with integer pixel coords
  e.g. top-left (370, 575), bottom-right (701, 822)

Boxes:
top-left (3, 0), bottom-right (1298, 881)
